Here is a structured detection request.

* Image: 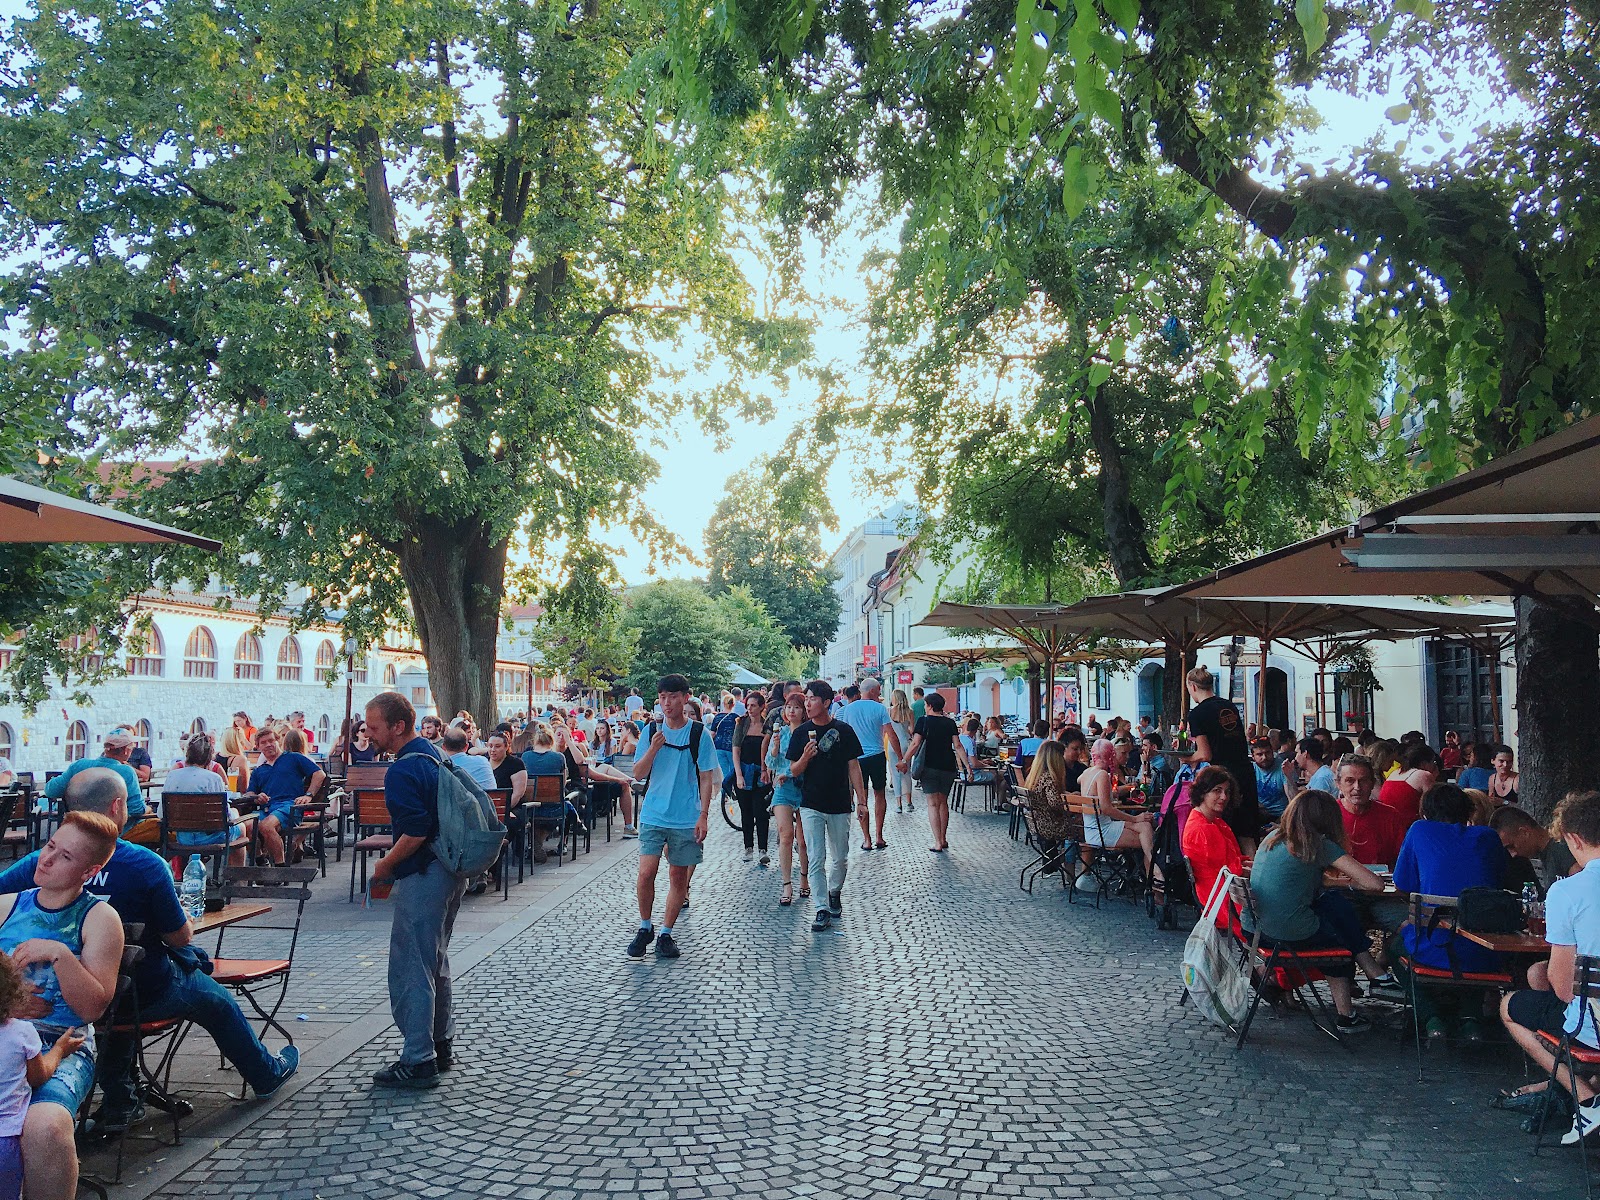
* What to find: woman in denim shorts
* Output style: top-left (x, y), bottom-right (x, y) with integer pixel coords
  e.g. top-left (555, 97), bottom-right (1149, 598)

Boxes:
top-left (766, 692), bottom-right (810, 906)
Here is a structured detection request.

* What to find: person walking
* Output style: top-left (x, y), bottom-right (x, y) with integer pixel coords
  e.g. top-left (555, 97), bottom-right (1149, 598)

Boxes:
top-left (731, 692), bottom-right (771, 864)
top-left (766, 689), bottom-right (811, 906)
top-left (627, 675), bottom-right (718, 961)
top-left (787, 681), bottom-right (866, 933)
top-left (898, 692), bottom-right (960, 852)
top-left (889, 689), bottom-right (916, 814)
top-left (841, 678), bottom-right (904, 851)
top-left (364, 692), bottom-right (465, 1090)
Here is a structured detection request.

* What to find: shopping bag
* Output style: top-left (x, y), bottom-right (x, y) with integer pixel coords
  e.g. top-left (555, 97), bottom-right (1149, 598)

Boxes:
top-left (1181, 868), bottom-right (1252, 1029)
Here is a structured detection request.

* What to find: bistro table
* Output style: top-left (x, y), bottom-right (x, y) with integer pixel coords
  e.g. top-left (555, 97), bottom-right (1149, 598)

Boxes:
top-left (192, 901), bottom-right (271, 935)
top-left (1455, 927), bottom-right (1551, 955)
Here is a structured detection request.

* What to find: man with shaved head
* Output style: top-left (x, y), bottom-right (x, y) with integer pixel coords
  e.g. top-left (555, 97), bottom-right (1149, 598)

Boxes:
top-left (0, 767), bottom-right (297, 1152)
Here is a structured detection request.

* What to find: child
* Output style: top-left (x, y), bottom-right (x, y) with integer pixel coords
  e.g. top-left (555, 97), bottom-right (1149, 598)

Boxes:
top-left (0, 955), bottom-right (85, 1200)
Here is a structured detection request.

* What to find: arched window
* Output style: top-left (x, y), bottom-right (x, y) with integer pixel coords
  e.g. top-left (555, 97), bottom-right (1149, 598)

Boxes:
top-left (183, 626), bottom-right (218, 678)
top-left (276, 637), bottom-right (302, 682)
top-left (234, 633), bottom-right (263, 681)
top-left (131, 719), bottom-right (152, 751)
top-left (383, 662), bottom-right (397, 688)
top-left (65, 720), bottom-right (88, 763)
top-left (64, 631), bottom-right (103, 673)
top-left (0, 722), bottom-right (13, 761)
top-left (189, 717), bottom-right (207, 737)
top-left (317, 714), bottom-right (332, 746)
top-left (314, 639), bottom-right (338, 683)
top-left (126, 625), bottom-right (165, 677)
top-left (350, 653), bottom-right (368, 684)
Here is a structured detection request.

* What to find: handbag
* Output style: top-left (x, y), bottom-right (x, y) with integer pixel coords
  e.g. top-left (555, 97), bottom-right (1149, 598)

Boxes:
top-left (1457, 886), bottom-right (1524, 934)
top-left (1181, 868), bottom-right (1252, 1029)
top-left (910, 745), bottom-right (926, 781)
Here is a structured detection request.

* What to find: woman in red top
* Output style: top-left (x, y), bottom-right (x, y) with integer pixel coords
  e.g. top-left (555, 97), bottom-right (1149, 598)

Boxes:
top-left (1377, 742), bottom-right (1439, 825)
top-left (1181, 765), bottom-right (1245, 927)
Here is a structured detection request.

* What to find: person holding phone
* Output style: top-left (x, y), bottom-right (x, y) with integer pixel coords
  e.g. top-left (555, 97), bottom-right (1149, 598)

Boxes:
top-left (787, 680), bottom-right (866, 934)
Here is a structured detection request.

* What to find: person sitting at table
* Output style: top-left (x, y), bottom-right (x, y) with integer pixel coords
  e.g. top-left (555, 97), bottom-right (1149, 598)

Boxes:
top-left (1495, 790), bottom-right (1600, 1141)
top-left (1243, 789), bottom-right (1402, 1033)
top-left (1022, 741), bottom-right (1079, 877)
top-left (520, 727), bottom-right (567, 864)
top-left (1017, 719), bottom-right (1049, 763)
top-left (1078, 739), bottom-right (1154, 877)
top-left (1251, 737), bottom-right (1289, 821)
top-left (216, 726), bottom-right (253, 793)
top-left (163, 734), bottom-right (248, 868)
top-left (241, 726), bottom-right (324, 867)
top-left (1455, 741), bottom-right (1494, 792)
top-left (1391, 783), bottom-right (1510, 1045)
top-left (43, 730), bottom-right (147, 829)
top-left (982, 716), bottom-right (1005, 750)
top-left (1334, 753), bottom-right (1407, 870)
top-left (959, 719), bottom-right (997, 786)
top-left (1492, 806), bottom-right (1579, 896)
top-left (1378, 742), bottom-right (1440, 826)
top-left (1182, 765), bottom-right (1245, 922)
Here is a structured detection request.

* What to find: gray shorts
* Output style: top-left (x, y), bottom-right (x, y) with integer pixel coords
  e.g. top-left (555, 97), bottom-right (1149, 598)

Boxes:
top-left (638, 824), bottom-right (704, 866)
top-left (920, 768), bottom-right (957, 796)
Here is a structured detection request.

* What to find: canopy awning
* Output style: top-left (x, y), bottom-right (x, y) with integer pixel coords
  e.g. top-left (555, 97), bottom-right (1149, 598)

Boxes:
top-left (0, 475), bottom-right (222, 552)
top-left (889, 635), bottom-right (1028, 668)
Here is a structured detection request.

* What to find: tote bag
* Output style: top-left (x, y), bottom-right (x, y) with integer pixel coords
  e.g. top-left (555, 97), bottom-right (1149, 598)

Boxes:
top-left (1181, 868), bottom-right (1252, 1029)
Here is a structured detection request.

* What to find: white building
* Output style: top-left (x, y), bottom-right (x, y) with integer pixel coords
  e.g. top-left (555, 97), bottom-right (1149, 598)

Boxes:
top-left (0, 589), bottom-right (565, 776)
top-left (818, 505), bottom-right (921, 685)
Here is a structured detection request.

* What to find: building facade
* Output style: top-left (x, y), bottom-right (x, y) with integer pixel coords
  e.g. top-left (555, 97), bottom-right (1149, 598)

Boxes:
top-left (0, 589), bottom-right (565, 775)
top-left (818, 505), bottom-right (920, 686)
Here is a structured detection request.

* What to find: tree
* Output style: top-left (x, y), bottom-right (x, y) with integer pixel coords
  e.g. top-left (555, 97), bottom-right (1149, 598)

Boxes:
top-left (622, 580), bottom-right (732, 694)
top-left (531, 598), bottom-right (637, 699)
top-left (663, 0), bottom-right (1600, 820)
top-left (0, 0), bottom-right (804, 724)
top-left (704, 458), bottom-right (843, 652)
top-left (710, 585), bottom-right (794, 682)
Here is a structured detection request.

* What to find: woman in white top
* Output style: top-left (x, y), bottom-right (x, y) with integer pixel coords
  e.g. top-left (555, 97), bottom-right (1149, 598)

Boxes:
top-left (889, 690), bottom-right (916, 814)
top-left (1076, 738), bottom-right (1155, 874)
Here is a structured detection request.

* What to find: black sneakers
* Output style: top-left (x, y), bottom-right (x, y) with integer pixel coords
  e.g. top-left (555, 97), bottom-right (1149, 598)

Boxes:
top-left (434, 1040), bottom-right (453, 1072)
top-left (626, 927), bottom-right (656, 960)
top-left (372, 1059), bottom-right (441, 1089)
top-left (811, 910), bottom-right (831, 932)
top-left (826, 890), bottom-right (842, 918)
top-left (656, 931), bottom-right (681, 959)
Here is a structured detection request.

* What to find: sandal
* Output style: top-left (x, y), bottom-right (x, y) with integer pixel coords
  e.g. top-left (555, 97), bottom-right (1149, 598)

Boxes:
top-left (860, 842), bottom-right (872, 852)
top-left (799, 883), bottom-right (810, 899)
top-left (874, 840), bottom-right (888, 850)
top-left (1491, 1084), bottom-right (1549, 1114)
top-left (779, 881), bottom-right (793, 907)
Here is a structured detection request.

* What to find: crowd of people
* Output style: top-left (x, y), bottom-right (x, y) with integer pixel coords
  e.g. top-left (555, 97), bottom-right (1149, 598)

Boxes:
top-left (1007, 664), bottom-right (1596, 1147)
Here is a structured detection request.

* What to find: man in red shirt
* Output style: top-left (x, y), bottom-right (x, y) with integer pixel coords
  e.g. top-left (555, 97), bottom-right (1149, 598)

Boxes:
top-left (1336, 754), bottom-right (1406, 867)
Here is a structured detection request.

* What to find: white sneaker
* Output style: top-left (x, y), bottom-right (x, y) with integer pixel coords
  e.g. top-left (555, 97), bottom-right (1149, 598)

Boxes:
top-left (743, 847), bottom-right (753, 861)
top-left (1563, 1096), bottom-right (1600, 1145)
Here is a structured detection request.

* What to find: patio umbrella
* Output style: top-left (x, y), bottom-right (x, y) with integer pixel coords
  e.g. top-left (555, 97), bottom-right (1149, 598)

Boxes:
top-left (889, 634), bottom-right (1030, 669)
top-left (728, 664), bottom-right (768, 686)
top-left (0, 475), bottom-right (221, 552)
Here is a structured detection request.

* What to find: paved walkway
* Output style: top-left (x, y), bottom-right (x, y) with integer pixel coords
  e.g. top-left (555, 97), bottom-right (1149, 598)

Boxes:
top-left (110, 807), bottom-right (1583, 1199)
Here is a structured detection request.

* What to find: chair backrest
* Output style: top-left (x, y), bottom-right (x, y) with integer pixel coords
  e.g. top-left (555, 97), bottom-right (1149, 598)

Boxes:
top-left (353, 788), bottom-right (394, 829)
top-left (1576, 954), bottom-right (1600, 1001)
top-left (161, 791), bottom-right (232, 834)
top-left (485, 788), bottom-right (511, 821)
top-left (1225, 872), bottom-right (1257, 928)
top-left (345, 762), bottom-right (390, 791)
top-left (219, 866), bottom-right (316, 958)
top-left (1407, 891), bottom-right (1459, 934)
top-left (528, 774), bottom-right (564, 806)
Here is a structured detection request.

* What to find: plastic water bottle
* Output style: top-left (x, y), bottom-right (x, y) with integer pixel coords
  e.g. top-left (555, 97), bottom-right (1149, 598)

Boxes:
top-left (181, 855), bottom-right (207, 923)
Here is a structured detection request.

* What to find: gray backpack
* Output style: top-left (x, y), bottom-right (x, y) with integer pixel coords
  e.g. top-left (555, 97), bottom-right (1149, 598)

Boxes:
top-left (400, 752), bottom-right (506, 877)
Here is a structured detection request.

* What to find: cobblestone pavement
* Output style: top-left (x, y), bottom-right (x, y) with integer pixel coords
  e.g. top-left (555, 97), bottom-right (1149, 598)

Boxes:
top-left (141, 807), bottom-right (1584, 1200)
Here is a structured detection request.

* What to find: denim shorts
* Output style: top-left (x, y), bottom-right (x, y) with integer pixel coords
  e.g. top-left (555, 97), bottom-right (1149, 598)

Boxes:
top-left (638, 824), bottom-right (703, 867)
top-left (263, 799), bottom-right (299, 829)
top-left (31, 1040), bottom-right (95, 1113)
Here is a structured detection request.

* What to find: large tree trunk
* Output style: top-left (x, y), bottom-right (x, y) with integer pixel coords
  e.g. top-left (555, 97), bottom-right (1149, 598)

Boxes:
top-left (398, 518), bottom-right (509, 728)
top-left (1086, 386), bottom-right (1156, 584)
top-left (1513, 596), bottom-right (1600, 823)
top-left (1162, 641), bottom-right (1196, 732)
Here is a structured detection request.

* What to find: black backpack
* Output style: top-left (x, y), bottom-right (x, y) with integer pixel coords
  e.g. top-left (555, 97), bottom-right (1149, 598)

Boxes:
top-left (1150, 798), bottom-right (1197, 930)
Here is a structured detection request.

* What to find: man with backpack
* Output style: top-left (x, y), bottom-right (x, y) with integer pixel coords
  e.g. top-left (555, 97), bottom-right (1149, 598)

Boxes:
top-left (628, 674), bottom-right (718, 961)
top-left (364, 691), bottom-right (467, 1090)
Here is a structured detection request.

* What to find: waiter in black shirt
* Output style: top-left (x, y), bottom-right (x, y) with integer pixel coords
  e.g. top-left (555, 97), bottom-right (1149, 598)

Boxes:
top-left (1183, 666), bottom-right (1263, 852)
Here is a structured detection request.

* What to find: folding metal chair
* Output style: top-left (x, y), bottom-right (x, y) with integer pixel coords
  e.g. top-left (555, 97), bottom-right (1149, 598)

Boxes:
top-left (1226, 873), bottom-right (1356, 1050)
top-left (1395, 891), bottom-right (1514, 1080)
top-left (1064, 794), bottom-right (1143, 907)
top-left (1531, 953), bottom-right (1600, 1197)
top-left (525, 774), bottom-right (569, 867)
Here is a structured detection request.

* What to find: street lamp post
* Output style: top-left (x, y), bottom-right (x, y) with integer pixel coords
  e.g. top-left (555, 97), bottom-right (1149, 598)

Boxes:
top-left (341, 636), bottom-right (359, 767)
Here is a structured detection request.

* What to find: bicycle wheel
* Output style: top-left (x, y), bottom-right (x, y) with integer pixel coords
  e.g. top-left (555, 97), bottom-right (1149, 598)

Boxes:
top-left (721, 789), bottom-right (742, 830)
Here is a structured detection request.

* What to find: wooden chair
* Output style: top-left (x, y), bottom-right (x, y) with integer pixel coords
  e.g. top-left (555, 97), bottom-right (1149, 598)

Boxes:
top-left (210, 866), bottom-right (315, 1095)
top-left (485, 788), bottom-right (516, 899)
top-left (158, 792), bottom-right (243, 888)
top-left (1063, 794), bottom-right (1142, 907)
top-left (1532, 953), bottom-right (1600, 1196)
top-left (1226, 873), bottom-right (1356, 1050)
top-left (524, 774), bottom-right (569, 867)
top-left (348, 789), bottom-right (394, 901)
top-left (1395, 891), bottom-right (1515, 1079)
top-left (329, 763), bottom-right (390, 862)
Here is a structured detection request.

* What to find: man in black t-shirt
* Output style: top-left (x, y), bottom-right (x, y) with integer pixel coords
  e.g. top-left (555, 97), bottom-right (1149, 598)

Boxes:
top-left (1184, 666), bottom-right (1263, 849)
top-left (787, 680), bottom-right (865, 933)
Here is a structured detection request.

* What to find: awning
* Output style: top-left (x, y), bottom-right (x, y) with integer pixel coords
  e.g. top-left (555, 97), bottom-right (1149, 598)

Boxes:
top-left (0, 475), bottom-right (222, 552)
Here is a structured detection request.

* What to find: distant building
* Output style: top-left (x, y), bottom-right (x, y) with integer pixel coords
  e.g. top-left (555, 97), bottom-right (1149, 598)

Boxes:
top-left (0, 588), bottom-right (562, 775)
top-left (818, 506), bottom-right (920, 686)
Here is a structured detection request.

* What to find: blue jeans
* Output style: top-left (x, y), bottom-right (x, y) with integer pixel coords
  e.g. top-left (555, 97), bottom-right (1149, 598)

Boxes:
top-left (716, 749), bottom-right (735, 794)
top-left (98, 967), bottom-right (282, 1115)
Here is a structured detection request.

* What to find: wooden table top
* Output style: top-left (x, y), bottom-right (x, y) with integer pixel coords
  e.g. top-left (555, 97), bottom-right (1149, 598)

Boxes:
top-left (192, 902), bottom-right (272, 934)
top-left (1455, 928), bottom-right (1551, 954)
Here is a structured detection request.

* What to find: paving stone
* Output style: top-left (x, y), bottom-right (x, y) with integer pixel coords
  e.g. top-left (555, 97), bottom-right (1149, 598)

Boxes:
top-left (137, 806), bottom-right (1585, 1199)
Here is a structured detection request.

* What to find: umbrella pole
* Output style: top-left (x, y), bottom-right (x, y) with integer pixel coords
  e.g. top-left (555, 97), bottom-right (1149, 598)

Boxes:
top-left (1257, 637), bottom-right (1270, 733)
top-left (1487, 636), bottom-right (1505, 743)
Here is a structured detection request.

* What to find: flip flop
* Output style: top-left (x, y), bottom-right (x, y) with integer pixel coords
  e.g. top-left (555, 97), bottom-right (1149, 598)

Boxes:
top-left (874, 840), bottom-right (888, 850)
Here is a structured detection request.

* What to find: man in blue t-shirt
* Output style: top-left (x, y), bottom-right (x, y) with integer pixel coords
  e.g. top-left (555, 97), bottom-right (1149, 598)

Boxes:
top-left (2, 767), bottom-right (296, 1138)
top-left (626, 674), bottom-right (718, 962)
top-left (365, 692), bottom-right (464, 1090)
top-left (840, 677), bottom-right (903, 852)
top-left (242, 726), bottom-right (325, 866)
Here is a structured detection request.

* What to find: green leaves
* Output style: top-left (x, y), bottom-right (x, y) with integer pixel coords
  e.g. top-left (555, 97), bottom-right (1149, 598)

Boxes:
top-left (1295, 0), bottom-right (1329, 56)
top-left (1061, 146), bottom-right (1103, 222)
top-left (1102, 0), bottom-right (1141, 37)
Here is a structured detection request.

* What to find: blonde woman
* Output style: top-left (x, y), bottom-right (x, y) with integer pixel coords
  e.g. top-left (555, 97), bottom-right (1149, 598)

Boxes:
top-left (890, 689), bottom-right (916, 814)
top-left (217, 726), bottom-right (253, 792)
